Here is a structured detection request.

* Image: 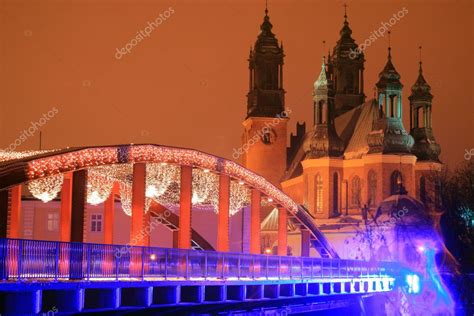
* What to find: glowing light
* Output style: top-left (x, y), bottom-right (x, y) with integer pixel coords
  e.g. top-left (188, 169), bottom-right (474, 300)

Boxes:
top-left (28, 174), bottom-right (64, 202)
top-left (406, 274), bottom-right (421, 294)
top-left (24, 145), bottom-right (299, 213)
top-left (0, 149), bottom-right (60, 162)
top-left (150, 254), bottom-right (157, 261)
top-left (192, 168), bottom-right (217, 206)
top-left (146, 163), bottom-right (177, 199)
top-left (264, 248), bottom-right (272, 254)
top-left (417, 245), bottom-right (425, 253)
top-left (86, 166), bottom-right (115, 205)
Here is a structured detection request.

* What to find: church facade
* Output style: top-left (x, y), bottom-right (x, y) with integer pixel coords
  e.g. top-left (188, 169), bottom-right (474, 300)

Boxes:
top-left (241, 8), bottom-right (442, 226)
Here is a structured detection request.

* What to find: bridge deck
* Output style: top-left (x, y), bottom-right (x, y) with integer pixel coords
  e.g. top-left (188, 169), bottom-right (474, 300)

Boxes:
top-left (0, 238), bottom-right (398, 314)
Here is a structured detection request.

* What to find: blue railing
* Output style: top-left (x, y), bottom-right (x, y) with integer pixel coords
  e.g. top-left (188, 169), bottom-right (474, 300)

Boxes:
top-left (0, 238), bottom-right (398, 282)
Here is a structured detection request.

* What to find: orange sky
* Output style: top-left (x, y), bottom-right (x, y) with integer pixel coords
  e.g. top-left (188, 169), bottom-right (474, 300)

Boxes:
top-left (1, 0), bottom-right (473, 167)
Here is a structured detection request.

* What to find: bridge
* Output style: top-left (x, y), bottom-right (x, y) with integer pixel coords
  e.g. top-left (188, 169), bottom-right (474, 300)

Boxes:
top-left (0, 145), bottom-right (407, 315)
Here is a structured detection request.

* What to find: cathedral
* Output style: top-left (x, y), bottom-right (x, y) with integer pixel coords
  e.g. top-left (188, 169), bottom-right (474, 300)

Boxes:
top-left (241, 6), bottom-right (442, 234)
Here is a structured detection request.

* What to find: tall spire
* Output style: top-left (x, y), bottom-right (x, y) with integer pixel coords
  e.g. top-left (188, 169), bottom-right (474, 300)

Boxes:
top-left (368, 31), bottom-right (414, 155)
top-left (377, 31), bottom-right (401, 90)
top-left (409, 47), bottom-right (440, 162)
top-left (305, 58), bottom-right (344, 159)
top-left (388, 30), bottom-right (392, 60)
top-left (343, 3), bottom-right (348, 22)
top-left (246, 1), bottom-right (284, 118)
top-left (327, 2), bottom-right (365, 116)
top-left (418, 45), bottom-right (423, 73)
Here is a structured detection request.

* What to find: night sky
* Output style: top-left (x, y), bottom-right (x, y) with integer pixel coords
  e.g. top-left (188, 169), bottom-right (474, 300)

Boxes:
top-left (1, 0), bottom-right (472, 167)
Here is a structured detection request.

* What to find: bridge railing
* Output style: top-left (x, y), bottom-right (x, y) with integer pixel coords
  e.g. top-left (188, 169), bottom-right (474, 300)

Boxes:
top-left (0, 238), bottom-right (398, 282)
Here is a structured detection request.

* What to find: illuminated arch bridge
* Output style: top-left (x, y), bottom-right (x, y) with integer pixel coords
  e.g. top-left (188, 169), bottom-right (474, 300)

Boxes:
top-left (0, 144), bottom-right (401, 314)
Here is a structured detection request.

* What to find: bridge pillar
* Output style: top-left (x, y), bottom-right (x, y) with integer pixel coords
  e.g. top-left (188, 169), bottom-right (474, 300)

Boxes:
top-left (7, 185), bottom-right (21, 238)
top-left (301, 229), bottom-right (310, 257)
top-left (104, 182), bottom-right (118, 244)
top-left (250, 189), bottom-right (261, 254)
top-left (131, 163), bottom-right (146, 246)
top-left (217, 174), bottom-right (230, 252)
top-left (71, 169), bottom-right (87, 242)
top-left (60, 173), bottom-right (72, 242)
top-left (178, 166), bottom-right (192, 249)
top-left (0, 190), bottom-right (8, 238)
top-left (277, 207), bottom-right (287, 256)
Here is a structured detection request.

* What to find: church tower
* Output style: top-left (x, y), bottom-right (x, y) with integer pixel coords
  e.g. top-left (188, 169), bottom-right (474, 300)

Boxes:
top-left (409, 48), bottom-right (441, 162)
top-left (241, 5), bottom-right (288, 187)
top-left (304, 59), bottom-right (344, 159)
top-left (367, 42), bottom-right (414, 154)
top-left (327, 7), bottom-right (366, 116)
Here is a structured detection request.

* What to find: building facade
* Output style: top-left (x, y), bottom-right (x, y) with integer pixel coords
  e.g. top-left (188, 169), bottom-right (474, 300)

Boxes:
top-left (242, 8), bottom-right (442, 225)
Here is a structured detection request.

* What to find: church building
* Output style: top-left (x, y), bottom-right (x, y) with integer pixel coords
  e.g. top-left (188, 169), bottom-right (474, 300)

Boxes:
top-left (241, 6), bottom-right (442, 252)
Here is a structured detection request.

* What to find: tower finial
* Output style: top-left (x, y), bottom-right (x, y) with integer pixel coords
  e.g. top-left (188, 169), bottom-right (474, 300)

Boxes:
top-left (418, 45), bottom-right (423, 73)
top-left (322, 40), bottom-right (326, 55)
top-left (265, 0), bottom-right (268, 16)
top-left (388, 30), bottom-right (392, 59)
top-left (343, 3), bottom-right (348, 21)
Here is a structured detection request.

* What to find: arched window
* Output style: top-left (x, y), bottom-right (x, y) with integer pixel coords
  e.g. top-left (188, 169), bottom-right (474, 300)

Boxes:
top-left (368, 170), bottom-right (377, 207)
top-left (391, 170), bottom-right (402, 195)
top-left (317, 101), bottom-right (324, 124)
top-left (333, 172), bottom-right (339, 214)
top-left (351, 176), bottom-right (361, 207)
top-left (315, 174), bottom-right (323, 213)
top-left (419, 176), bottom-right (426, 204)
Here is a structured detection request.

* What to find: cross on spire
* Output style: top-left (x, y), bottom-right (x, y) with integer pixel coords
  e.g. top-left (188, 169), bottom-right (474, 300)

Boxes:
top-left (265, 0), bottom-right (268, 16)
top-left (343, 3), bottom-right (348, 21)
top-left (322, 40), bottom-right (326, 60)
top-left (388, 31), bottom-right (392, 59)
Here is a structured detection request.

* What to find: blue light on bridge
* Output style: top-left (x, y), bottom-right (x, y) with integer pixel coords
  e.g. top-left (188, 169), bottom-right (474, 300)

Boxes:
top-left (406, 273), bottom-right (421, 294)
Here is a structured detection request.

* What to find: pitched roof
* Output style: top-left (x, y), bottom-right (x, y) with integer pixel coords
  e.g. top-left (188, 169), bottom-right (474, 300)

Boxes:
top-left (284, 99), bottom-right (376, 181)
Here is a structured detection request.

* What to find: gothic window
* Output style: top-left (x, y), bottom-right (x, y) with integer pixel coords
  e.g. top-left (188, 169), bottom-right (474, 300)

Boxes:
top-left (315, 174), bottom-right (323, 213)
top-left (333, 172), bottom-right (339, 214)
top-left (368, 170), bottom-right (377, 207)
top-left (391, 170), bottom-right (402, 195)
top-left (351, 176), bottom-right (361, 207)
top-left (419, 176), bottom-right (426, 204)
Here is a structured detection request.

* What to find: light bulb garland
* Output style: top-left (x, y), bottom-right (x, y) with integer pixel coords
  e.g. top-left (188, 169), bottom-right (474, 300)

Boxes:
top-left (23, 145), bottom-right (298, 214)
top-left (28, 174), bottom-right (64, 203)
top-left (86, 165), bottom-right (115, 205)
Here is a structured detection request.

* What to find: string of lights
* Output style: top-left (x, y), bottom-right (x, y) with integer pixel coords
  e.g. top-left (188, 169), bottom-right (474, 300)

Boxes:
top-left (24, 145), bottom-right (298, 213)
